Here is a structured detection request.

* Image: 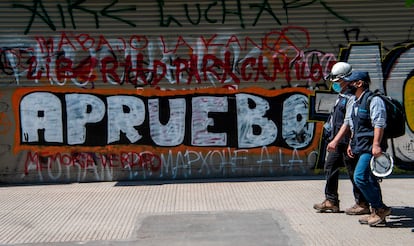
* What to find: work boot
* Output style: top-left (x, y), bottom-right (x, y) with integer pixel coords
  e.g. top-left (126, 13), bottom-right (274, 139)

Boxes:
top-left (313, 199), bottom-right (340, 213)
top-left (345, 203), bottom-right (370, 215)
top-left (368, 206), bottom-right (392, 226)
top-left (359, 206), bottom-right (391, 224)
top-left (358, 214), bottom-right (371, 224)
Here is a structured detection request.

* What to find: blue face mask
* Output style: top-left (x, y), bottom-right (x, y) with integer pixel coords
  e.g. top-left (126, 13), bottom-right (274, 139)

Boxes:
top-left (332, 82), bottom-right (342, 93)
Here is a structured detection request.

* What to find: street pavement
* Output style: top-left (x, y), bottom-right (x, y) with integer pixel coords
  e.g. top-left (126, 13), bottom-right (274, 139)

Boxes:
top-left (0, 175), bottom-right (414, 246)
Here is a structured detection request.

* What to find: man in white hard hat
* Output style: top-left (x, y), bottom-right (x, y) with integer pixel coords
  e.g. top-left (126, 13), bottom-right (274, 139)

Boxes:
top-left (314, 62), bottom-right (369, 215)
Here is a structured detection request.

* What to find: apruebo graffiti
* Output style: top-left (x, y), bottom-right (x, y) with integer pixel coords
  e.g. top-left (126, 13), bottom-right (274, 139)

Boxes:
top-left (15, 88), bottom-right (314, 149)
top-left (13, 87), bottom-right (321, 182)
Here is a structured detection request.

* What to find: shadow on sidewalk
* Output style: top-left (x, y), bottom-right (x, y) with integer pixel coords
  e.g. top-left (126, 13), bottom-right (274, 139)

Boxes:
top-left (386, 206), bottom-right (414, 228)
top-left (113, 175), bottom-right (329, 187)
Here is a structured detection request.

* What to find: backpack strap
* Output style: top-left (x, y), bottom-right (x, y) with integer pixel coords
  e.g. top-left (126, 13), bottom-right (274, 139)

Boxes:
top-left (363, 91), bottom-right (375, 112)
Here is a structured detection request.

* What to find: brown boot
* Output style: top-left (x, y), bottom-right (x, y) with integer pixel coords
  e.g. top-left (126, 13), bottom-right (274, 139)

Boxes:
top-left (313, 199), bottom-right (340, 213)
top-left (358, 214), bottom-right (371, 224)
top-left (345, 203), bottom-right (370, 215)
top-left (368, 206), bottom-right (392, 226)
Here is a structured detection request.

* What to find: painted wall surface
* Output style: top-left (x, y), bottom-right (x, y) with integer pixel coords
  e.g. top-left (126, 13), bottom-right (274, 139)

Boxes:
top-left (0, 0), bottom-right (413, 183)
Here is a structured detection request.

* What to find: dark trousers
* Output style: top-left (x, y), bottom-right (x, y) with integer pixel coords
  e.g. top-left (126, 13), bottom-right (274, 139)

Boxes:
top-left (324, 144), bottom-right (367, 204)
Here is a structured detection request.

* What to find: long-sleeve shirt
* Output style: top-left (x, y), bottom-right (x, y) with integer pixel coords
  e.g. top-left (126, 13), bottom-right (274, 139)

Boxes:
top-left (343, 90), bottom-right (387, 130)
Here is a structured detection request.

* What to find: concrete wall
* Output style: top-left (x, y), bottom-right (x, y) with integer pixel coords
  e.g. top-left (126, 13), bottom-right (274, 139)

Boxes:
top-left (0, 1), bottom-right (413, 183)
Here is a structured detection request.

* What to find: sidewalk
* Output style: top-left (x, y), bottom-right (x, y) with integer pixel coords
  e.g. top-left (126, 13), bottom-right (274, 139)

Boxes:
top-left (1, 176), bottom-right (413, 246)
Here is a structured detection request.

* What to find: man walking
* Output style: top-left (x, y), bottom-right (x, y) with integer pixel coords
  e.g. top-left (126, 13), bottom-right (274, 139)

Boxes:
top-left (327, 70), bottom-right (391, 226)
top-left (313, 62), bottom-right (369, 215)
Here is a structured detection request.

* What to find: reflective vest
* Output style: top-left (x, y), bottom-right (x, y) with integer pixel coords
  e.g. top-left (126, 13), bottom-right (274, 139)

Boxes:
top-left (350, 90), bottom-right (387, 155)
top-left (327, 94), bottom-right (351, 145)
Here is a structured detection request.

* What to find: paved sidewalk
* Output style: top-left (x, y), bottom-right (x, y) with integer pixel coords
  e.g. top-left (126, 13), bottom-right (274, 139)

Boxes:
top-left (1, 176), bottom-right (414, 246)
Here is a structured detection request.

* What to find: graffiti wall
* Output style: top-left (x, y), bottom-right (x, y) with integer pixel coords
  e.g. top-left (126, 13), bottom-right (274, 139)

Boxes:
top-left (0, 0), bottom-right (413, 183)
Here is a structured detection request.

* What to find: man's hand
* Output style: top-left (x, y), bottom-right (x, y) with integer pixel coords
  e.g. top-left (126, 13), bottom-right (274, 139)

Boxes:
top-left (327, 140), bottom-right (338, 152)
top-left (347, 145), bottom-right (354, 158)
top-left (372, 144), bottom-right (382, 157)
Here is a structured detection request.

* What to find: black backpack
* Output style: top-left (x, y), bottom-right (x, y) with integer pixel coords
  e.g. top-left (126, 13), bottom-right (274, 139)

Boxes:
top-left (367, 91), bottom-right (406, 138)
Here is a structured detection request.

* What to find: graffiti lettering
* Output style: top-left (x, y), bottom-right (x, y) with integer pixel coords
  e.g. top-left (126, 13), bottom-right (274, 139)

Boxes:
top-left (24, 150), bottom-right (162, 181)
top-left (13, 0), bottom-right (136, 35)
top-left (0, 29), bottom-right (336, 87)
top-left (23, 146), bottom-right (318, 182)
top-left (16, 88), bottom-right (316, 150)
top-left (13, 0), bottom-right (350, 34)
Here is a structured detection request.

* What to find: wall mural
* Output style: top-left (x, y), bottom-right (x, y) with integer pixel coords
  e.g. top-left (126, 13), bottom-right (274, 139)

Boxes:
top-left (0, 28), bottom-right (333, 88)
top-left (13, 87), bottom-right (320, 182)
top-left (0, 0), bottom-right (413, 183)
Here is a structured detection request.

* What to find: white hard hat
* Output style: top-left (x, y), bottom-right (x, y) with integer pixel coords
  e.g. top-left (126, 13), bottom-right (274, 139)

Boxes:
top-left (370, 152), bottom-right (394, 178)
top-left (329, 62), bottom-right (352, 82)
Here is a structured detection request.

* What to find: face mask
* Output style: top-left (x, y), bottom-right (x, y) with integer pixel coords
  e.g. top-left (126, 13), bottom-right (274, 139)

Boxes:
top-left (347, 84), bottom-right (358, 94)
top-left (332, 82), bottom-right (342, 93)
